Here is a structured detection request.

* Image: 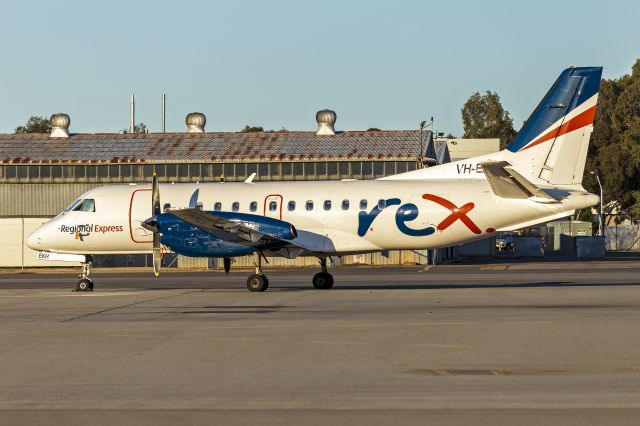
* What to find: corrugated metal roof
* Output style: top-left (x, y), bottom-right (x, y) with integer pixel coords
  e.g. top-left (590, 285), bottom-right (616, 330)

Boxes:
top-left (0, 130), bottom-right (428, 164)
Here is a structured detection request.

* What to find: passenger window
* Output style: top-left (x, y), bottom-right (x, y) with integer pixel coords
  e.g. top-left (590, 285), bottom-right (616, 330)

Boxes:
top-left (360, 199), bottom-right (368, 210)
top-left (305, 200), bottom-right (314, 211)
top-left (214, 202), bottom-right (222, 211)
top-left (232, 202), bottom-right (240, 212)
top-left (342, 199), bottom-right (349, 210)
top-left (250, 201), bottom-right (257, 212)
top-left (378, 199), bottom-right (386, 209)
top-left (288, 201), bottom-right (296, 211)
top-left (324, 200), bottom-right (332, 211)
top-left (269, 201), bottom-right (278, 211)
top-left (73, 199), bottom-right (95, 212)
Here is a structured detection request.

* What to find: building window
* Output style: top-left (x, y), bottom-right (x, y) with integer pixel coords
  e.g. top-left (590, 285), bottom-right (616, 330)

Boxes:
top-left (269, 201), bottom-right (278, 211)
top-left (235, 163), bottom-right (246, 180)
top-left (5, 166), bottom-right (16, 179)
top-left (342, 199), bottom-right (349, 210)
top-left (121, 164), bottom-right (132, 179)
top-left (316, 162), bottom-right (327, 178)
top-left (232, 201), bottom-right (240, 212)
top-left (27, 165), bottom-right (39, 179)
top-left (324, 200), bottom-right (332, 211)
top-left (360, 199), bottom-right (368, 210)
top-left (306, 200), bottom-right (314, 211)
top-left (247, 163), bottom-right (257, 177)
top-left (178, 164), bottom-right (189, 179)
top-left (374, 162), bottom-right (384, 177)
top-left (288, 201), bottom-right (296, 211)
top-left (166, 164), bottom-right (177, 178)
top-left (17, 166), bottom-right (28, 179)
top-left (214, 202), bottom-right (222, 211)
top-left (397, 161), bottom-right (408, 174)
top-left (351, 161), bottom-right (362, 177)
top-left (282, 162), bottom-right (292, 179)
top-left (52, 165), bottom-right (63, 179)
top-left (212, 164), bottom-right (223, 179)
top-left (73, 166), bottom-right (85, 179)
top-left (362, 162), bottom-right (373, 178)
top-left (304, 162), bottom-right (316, 179)
top-left (339, 162), bottom-right (349, 177)
top-left (86, 166), bottom-right (96, 179)
top-left (249, 201), bottom-right (258, 212)
top-left (201, 163), bottom-right (211, 178)
top-left (258, 163), bottom-right (269, 179)
top-left (224, 163), bottom-right (234, 179)
top-left (327, 162), bottom-right (338, 179)
top-left (293, 163), bottom-right (304, 179)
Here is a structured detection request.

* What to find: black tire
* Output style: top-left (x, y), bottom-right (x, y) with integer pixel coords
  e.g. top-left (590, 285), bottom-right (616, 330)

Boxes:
top-left (247, 274), bottom-right (269, 292)
top-left (312, 272), bottom-right (334, 290)
top-left (77, 279), bottom-right (92, 292)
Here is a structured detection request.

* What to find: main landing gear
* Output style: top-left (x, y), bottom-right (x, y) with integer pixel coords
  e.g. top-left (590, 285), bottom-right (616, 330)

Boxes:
top-left (312, 257), bottom-right (334, 290)
top-left (247, 252), bottom-right (269, 292)
top-left (243, 253), bottom-right (335, 292)
top-left (76, 255), bottom-right (94, 292)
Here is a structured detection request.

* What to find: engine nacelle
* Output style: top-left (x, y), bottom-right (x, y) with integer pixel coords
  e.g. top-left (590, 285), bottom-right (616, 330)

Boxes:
top-left (211, 212), bottom-right (297, 240)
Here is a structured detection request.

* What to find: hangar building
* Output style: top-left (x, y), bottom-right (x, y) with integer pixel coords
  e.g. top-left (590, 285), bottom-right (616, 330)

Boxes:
top-left (0, 110), bottom-right (498, 268)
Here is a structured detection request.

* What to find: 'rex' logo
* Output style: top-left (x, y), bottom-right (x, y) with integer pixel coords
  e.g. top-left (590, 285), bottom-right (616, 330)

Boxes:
top-left (421, 194), bottom-right (481, 234)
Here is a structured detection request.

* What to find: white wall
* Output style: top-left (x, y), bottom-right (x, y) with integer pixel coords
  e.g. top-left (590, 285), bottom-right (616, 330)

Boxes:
top-left (0, 217), bottom-right (79, 267)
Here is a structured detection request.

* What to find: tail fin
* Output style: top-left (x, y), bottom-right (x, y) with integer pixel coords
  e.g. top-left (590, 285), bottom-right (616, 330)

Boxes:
top-left (505, 66), bottom-right (602, 186)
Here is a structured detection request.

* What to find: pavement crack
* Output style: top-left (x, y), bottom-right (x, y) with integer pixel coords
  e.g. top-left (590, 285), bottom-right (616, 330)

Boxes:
top-left (61, 290), bottom-right (200, 322)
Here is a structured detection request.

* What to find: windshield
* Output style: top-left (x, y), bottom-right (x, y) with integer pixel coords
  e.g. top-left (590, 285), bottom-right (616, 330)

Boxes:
top-left (64, 199), bottom-right (83, 212)
top-left (71, 199), bottom-right (95, 212)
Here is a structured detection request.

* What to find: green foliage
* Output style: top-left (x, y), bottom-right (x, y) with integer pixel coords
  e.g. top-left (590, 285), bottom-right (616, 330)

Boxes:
top-left (586, 59), bottom-right (640, 222)
top-left (121, 123), bottom-right (148, 134)
top-left (241, 125), bottom-right (264, 133)
top-left (461, 91), bottom-right (516, 149)
top-left (15, 116), bottom-right (51, 133)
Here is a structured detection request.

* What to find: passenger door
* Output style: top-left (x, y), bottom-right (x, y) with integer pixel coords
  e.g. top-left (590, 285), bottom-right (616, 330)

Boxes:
top-left (263, 194), bottom-right (283, 220)
top-left (129, 189), bottom-right (154, 243)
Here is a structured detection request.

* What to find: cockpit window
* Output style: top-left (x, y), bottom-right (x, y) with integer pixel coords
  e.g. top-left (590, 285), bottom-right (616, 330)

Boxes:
top-left (64, 199), bottom-right (83, 212)
top-left (72, 199), bottom-right (95, 212)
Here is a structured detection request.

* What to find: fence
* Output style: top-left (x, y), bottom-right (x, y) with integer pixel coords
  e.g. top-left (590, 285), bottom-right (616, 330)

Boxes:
top-left (605, 225), bottom-right (640, 251)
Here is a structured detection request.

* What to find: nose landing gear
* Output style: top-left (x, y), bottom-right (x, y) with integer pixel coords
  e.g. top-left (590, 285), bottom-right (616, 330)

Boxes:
top-left (76, 256), bottom-right (94, 292)
top-left (312, 257), bottom-right (334, 290)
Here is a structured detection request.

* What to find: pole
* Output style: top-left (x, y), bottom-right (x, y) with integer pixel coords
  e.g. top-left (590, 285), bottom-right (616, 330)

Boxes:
top-left (162, 94), bottom-right (166, 133)
top-left (130, 94), bottom-right (135, 134)
top-left (596, 174), bottom-right (604, 237)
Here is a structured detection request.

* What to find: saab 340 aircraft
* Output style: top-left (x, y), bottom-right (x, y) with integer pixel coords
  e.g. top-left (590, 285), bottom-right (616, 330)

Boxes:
top-left (27, 66), bottom-right (602, 292)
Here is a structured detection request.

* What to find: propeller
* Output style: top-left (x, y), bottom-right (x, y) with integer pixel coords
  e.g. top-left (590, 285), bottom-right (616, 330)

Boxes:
top-left (151, 173), bottom-right (161, 276)
top-left (141, 173), bottom-right (162, 276)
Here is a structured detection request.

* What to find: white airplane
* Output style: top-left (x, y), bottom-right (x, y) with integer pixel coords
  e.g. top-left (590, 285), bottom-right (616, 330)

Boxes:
top-left (27, 66), bottom-right (602, 292)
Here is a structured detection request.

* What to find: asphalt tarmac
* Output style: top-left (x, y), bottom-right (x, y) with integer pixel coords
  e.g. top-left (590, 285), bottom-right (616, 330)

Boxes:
top-left (1, 260), bottom-right (640, 425)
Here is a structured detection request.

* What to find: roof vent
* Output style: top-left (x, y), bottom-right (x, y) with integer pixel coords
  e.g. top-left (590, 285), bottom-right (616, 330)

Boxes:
top-left (186, 112), bottom-right (206, 133)
top-left (49, 113), bottom-right (70, 138)
top-left (316, 109), bottom-right (336, 135)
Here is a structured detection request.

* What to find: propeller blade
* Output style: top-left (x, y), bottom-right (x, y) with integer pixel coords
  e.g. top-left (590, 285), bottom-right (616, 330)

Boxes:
top-left (151, 173), bottom-right (161, 276)
top-left (153, 232), bottom-right (161, 277)
top-left (152, 173), bottom-right (160, 217)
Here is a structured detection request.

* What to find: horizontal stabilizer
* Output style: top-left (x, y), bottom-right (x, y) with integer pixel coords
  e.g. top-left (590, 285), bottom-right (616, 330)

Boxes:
top-left (481, 161), bottom-right (557, 203)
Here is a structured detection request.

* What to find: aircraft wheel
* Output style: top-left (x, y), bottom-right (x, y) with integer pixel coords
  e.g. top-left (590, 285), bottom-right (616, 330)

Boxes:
top-left (312, 272), bottom-right (334, 290)
top-left (247, 274), bottom-right (269, 292)
top-left (77, 278), bottom-right (93, 292)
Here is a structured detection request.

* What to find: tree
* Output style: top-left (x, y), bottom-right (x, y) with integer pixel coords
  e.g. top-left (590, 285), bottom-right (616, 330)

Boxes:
top-left (241, 125), bottom-right (264, 133)
top-left (15, 116), bottom-right (51, 133)
top-left (585, 59), bottom-right (640, 222)
top-left (121, 123), bottom-right (148, 134)
top-left (461, 91), bottom-right (516, 149)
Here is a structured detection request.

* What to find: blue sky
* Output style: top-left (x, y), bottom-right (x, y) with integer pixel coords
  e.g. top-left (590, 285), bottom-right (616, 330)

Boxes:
top-left (1, 0), bottom-right (639, 135)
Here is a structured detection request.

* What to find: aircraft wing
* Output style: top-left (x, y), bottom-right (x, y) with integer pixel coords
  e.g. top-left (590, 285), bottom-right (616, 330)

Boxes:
top-left (166, 208), bottom-right (318, 258)
top-left (480, 161), bottom-right (558, 203)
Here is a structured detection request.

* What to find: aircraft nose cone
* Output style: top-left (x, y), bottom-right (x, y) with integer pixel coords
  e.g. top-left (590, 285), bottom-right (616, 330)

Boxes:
top-left (26, 229), bottom-right (43, 250)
